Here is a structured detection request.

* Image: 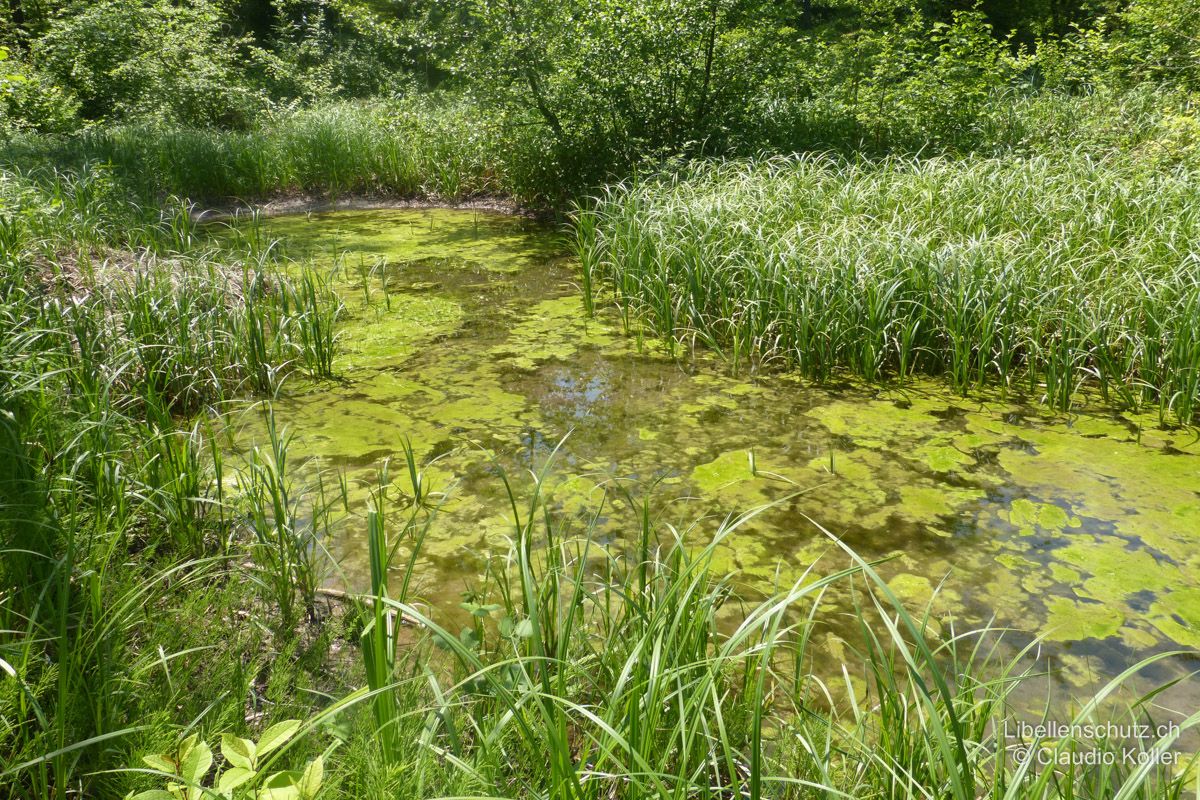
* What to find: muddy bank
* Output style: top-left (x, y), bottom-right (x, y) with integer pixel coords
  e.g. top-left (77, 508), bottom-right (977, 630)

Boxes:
top-left (193, 194), bottom-right (536, 223)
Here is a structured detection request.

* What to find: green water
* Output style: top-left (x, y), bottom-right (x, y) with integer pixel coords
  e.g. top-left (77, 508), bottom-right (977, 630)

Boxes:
top-left (223, 208), bottom-right (1200, 706)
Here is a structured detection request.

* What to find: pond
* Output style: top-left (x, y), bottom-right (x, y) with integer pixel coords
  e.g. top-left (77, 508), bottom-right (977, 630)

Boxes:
top-left (222, 207), bottom-right (1200, 710)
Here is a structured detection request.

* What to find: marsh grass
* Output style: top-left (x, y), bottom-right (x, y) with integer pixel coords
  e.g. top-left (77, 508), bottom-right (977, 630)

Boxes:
top-left (0, 101), bottom-right (509, 206)
top-left (0, 166), bottom-right (353, 797)
top-left (317, 453), bottom-right (1199, 799)
top-left (579, 154), bottom-right (1200, 421)
top-left (346, 448), bottom-right (440, 763)
top-left (2, 153), bottom-right (1197, 800)
top-left (286, 269), bottom-right (342, 379)
top-left (235, 411), bottom-right (327, 628)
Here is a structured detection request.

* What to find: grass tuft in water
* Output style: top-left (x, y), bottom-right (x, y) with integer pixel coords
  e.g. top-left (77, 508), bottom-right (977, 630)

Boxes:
top-left (579, 154), bottom-right (1200, 421)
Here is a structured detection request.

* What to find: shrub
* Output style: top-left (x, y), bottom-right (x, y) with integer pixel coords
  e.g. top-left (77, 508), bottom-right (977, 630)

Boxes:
top-left (34, 0), bottom-right (270, 127)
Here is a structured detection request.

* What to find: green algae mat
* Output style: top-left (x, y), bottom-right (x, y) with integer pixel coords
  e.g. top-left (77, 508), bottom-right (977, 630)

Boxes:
top-left (222, 208), bottom-right (1200, 704)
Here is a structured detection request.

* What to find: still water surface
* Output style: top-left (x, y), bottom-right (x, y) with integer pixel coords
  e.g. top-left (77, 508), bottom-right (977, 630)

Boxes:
top-left (222, 208), bottom-right (1200, 710)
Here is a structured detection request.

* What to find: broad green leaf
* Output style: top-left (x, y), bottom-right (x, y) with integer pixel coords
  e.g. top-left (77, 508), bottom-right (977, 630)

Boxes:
top-left (177, 734), bottom-right (199, 764)
top-left (514, 618), bottom-right (534, 638)
top-left (142, 754), bottom-right (177, 775)
top-left (298, 756), bottom-right (323, 800)
top-left (458, 627), bottom-right (480, 649)
top-left (220, 733), bottom-right (256, 771)
top-left (255, 720), bottom-right (301, 757)
top-left (259, 770), bottom-right (302, 800)
top-left (259, 788), bottom-right (299, 800)
top-left (129, 792), bottom-right (177, 800)
top-left (217, 766), bottom-right (254, 793)
top-left (180, 739), bottom-right (212, 785)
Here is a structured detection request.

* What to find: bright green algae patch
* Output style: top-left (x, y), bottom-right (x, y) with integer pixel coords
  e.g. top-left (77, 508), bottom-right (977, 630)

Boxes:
top-left (340, 293), bottom-right (464, 369)
top-left (222, 208), bottom-right (1200, 689)
top-left (242, 207), bottom-right (563, 273)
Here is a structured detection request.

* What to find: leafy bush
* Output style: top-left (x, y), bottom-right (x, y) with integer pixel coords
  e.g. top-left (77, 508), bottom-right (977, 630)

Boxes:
top-left (446, 0), bottom-right (798, 194)
top-left (1115, 0), bottom-right (1200, 90)
top-left (0, 56), bottom-right (80, 134)
top-left (34, 0), bottom-right (270, 127)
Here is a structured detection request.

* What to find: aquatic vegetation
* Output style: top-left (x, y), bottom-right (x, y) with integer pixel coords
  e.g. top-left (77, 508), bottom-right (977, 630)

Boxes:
top-left (235, 411), bottom-right (332, 627)
top-left (256, 208), bottom-right (564, 275)
top-left (121, 465), bottom-right (1200, 799)
top-left (578, 154), bottom-right (1200, 422)
top-left (216, 211), bottom-right (1200, 667)
top-left (490, 295), bottom-right (614, 370)
top-left (0, 178), bottom-right (352, 798)
top-left (6, 0), bottom-right (1200, 793)
top-left (200, 209), bottom-right (1200, 727)
top-left (338, 293), bottom-right (463, 370)
top-left (286, 269), bottom-right (342, 379)
top-left (4, 195), bottom-right (1199, 799)
top-left (1, 101), bottom-right (509, 203)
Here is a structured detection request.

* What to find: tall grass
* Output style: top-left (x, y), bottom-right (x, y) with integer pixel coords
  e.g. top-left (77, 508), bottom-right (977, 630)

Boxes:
top-left (285, 269), bottom-right (342, 380)
top-left (578, 154), bottom-right (1200, 421)
top-left (351, 448), bottom-right (437, 762)
top-left (0, 100), bottom-right (512, 205)
top-left (235, 411), bottom-right (328, 628)
top-left (328, 453), bottom-right (1199, 799)
top-left (0, 165), bottom-right (348, 798)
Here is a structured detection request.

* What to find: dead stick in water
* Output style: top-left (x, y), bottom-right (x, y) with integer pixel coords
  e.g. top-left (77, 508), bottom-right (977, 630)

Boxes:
top-left (316, 587), bottom-right (425, 627)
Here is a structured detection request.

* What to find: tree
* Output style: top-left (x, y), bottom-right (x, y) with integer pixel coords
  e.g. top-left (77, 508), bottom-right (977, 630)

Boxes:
top-left (34, 0), bottom-right (268, 126)
top-left (449, 0), bottom-right (791, 183)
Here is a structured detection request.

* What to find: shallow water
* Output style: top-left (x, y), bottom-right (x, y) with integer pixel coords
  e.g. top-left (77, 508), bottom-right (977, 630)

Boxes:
top-left (222, 208), bottom-right (1200, 710)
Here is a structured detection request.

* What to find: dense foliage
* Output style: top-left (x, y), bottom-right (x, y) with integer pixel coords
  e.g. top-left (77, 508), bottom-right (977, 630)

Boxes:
top-left (0, 170), bottom-right (1194, 796)
top-left (0, 0), bottom-right (1198, 198)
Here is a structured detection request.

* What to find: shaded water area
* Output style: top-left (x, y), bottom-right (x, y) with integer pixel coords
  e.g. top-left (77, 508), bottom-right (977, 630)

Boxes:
top-left (222, 208), bottom-right (1200, 713)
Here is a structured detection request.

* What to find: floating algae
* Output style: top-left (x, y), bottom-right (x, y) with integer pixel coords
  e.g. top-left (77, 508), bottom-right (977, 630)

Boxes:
top-left (222, 208), bottom-right (1200, 708)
